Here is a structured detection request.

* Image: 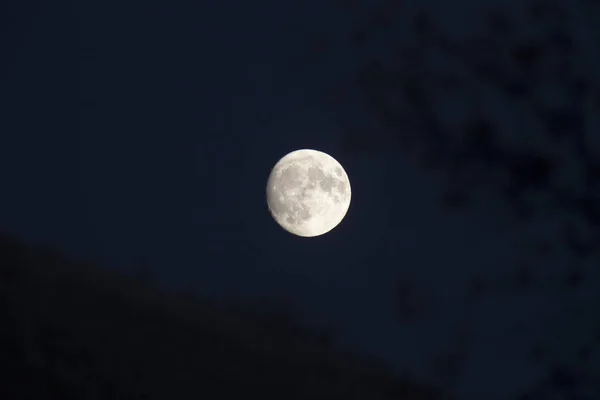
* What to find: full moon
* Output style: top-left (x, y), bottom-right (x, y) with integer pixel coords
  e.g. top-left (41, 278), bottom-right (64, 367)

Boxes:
top-left (266, 149), bottom-right (351, 237)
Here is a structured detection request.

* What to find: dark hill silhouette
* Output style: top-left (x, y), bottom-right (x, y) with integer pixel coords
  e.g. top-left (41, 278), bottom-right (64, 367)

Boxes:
top-left (0, 232), bottom-right (445, 399)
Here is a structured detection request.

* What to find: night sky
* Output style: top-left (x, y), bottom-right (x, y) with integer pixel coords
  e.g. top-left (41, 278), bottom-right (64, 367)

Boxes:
top-left (2, 1), bottom-right (597, 399)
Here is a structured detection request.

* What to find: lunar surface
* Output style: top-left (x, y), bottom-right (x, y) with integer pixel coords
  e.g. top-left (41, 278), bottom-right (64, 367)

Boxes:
top-left (266, 149), bottom-right (351, 237)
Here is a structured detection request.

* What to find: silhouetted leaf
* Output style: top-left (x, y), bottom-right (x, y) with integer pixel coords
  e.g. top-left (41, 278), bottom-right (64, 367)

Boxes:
top-left (484, 9), bottom-right (513, 35)
top-left (513, 264), bottom-right (534, 288)
top-left (543, 108), bottom-right (584, 139)
top-left (394, 276), bottom-right (425, 322)
top-left (512, 43), bottom-right (543, 69)
top-left (466, 275), bottom-right (488, 300)
top-left (562, 267), bottom-right (584, 289)
top-left (548, 365), bottom-right (578, 392)
top-left (528, 342), bottom-right (547, 363)
top-left (351, 28), bottom-right (371, 47)
top-left (439, 188), bottom-right (471, 211)
top-left (410, 10), bottom-right (433, 38)
top-left (509, 154), bottom-right (555, 189)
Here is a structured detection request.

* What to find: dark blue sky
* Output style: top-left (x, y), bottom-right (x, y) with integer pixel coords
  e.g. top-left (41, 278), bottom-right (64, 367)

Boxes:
top-left (2, 1), bottom-right (595, 398)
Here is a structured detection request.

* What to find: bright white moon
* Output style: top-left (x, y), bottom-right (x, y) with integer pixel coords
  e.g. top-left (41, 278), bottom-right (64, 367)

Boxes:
top-left (266, 149), bottom-right (351, 237)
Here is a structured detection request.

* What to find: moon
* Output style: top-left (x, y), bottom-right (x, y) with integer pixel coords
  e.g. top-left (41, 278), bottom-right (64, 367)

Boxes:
top-left (266, 149), bottom-right (351, 237)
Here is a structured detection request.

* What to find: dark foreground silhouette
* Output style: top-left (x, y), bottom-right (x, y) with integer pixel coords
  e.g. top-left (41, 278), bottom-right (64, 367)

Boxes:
top-left (0, 232), bottom-right (444, 399)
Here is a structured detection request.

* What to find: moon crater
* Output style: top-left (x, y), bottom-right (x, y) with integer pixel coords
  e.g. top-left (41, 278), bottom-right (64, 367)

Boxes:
top-left (266, 149), bottom-right (351, 237)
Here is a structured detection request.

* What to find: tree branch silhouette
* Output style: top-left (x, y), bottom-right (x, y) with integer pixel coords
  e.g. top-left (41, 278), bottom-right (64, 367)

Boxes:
top-left (316, 1), bottom-right (600, 398)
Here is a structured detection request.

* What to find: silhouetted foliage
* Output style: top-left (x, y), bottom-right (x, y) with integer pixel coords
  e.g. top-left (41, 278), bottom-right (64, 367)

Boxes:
top-left (313, 1), bottom-right (600, 398)
top-left (0, 232), bottom-right (447, 399)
